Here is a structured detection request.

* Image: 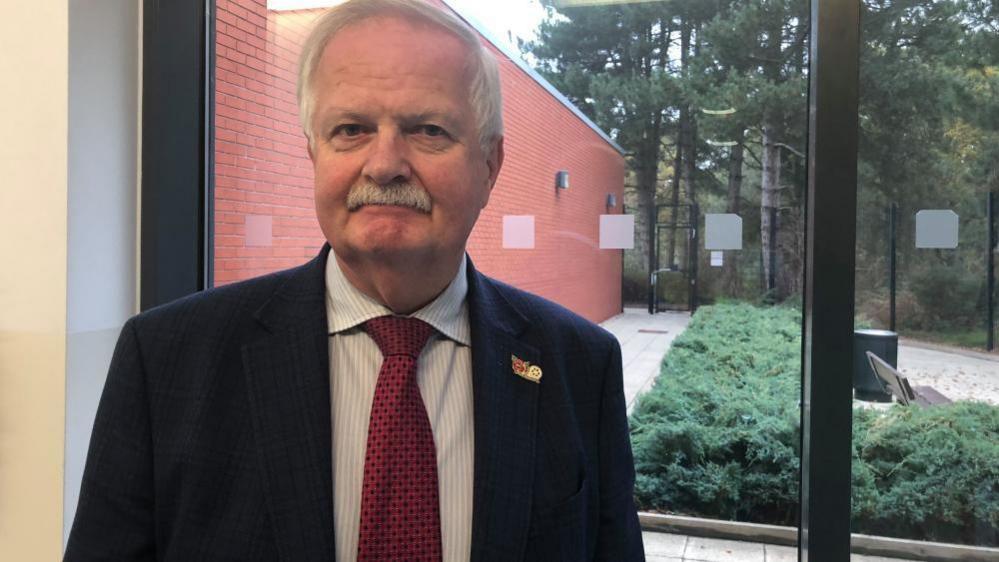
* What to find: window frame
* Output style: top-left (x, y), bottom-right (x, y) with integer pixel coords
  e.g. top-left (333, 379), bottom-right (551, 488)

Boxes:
top-left (140, 0), bottom-right (215, 309)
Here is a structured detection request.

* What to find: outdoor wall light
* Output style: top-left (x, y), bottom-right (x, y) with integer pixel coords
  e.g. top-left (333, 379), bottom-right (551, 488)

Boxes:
top-left (555, 170), bottom-right (570, 190)
top-left (606, 193), bottom-right (617, 210)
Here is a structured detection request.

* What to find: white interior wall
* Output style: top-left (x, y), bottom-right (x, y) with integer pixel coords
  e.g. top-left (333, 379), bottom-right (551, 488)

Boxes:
top-left (64, 0), bottom-right (140, 546)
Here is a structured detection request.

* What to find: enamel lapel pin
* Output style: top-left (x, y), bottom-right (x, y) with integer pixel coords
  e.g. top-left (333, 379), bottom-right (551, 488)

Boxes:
top-left (511, 354), bottom-right (542, 384)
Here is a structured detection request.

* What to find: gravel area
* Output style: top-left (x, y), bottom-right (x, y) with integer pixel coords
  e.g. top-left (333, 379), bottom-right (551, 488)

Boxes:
top-left (896, 342), bottom-right (999, 405)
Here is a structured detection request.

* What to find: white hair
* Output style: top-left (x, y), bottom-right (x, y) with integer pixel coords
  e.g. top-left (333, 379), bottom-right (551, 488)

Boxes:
top-left (297, 0), bottom-right (503, 153)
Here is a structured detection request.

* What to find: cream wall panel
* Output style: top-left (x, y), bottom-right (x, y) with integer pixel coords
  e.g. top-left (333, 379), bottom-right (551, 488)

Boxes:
top-left (0, 0), bottom-right (69, 559)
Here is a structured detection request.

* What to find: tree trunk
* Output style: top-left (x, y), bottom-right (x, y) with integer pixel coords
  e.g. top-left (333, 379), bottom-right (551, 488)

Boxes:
top-left (722, 128), bottom-right (745, 296)
top-left (680, 109), bottom-right (697, 206)
top-left (667, 20), bottom-right (693, 270)
top-left (637, 157), bottom-right (657, 284)
top-left (666, 138), bottom-right (682, 269)
top-left (761, 124), bottom-right (781, 296)
top-left (637, 104), bottom-right (664, 297)
top-left (682, 23), bottom-right (700, 208)
top-left (776, 206), bottom-right (803, 299)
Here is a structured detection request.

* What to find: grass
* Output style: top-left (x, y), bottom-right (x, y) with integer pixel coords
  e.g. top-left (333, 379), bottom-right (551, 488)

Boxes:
top-left (903, 328), bottom-right (991, 350)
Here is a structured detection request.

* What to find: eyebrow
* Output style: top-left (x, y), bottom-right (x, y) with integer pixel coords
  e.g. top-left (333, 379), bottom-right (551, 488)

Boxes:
top-left (400, 111), bottom-right (461, 130)
top-left (316, 109), bottom-right (370, 129)
top-left (317, 107), bottom-right (462, 132)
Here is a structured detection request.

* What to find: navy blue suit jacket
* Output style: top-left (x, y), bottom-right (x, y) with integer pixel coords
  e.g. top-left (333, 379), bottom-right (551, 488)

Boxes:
top-left (66, 246), bottom-right (644, 561)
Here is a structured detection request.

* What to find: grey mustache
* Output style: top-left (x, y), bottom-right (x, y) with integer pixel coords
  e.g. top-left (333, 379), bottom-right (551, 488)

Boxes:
top-left (346, 181), bottom-right (432, 213)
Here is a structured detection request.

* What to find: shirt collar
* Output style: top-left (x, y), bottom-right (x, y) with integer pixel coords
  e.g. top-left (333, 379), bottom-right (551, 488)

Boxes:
top-left (325, 253), bottom-right (470, 346)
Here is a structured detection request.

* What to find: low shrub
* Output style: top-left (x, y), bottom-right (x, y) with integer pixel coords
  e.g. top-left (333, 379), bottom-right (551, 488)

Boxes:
top-left (629, 302), bottom-right (999, 546)
top-left (629, 303), bottom-right (801, 525)
top-left (852, 402), bottom-right (999, 545)
top-left (909, 267), bottom-right (983, 330)
top-left (621, 272), bottom-right (647, 305)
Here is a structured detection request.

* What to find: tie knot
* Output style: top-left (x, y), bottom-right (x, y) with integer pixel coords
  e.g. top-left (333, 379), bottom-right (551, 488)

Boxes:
top-left (362, 316), bottom-right (435, 358)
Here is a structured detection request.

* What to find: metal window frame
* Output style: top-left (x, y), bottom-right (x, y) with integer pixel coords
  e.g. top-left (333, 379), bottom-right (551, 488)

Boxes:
top-left (140, 0), bottom-right (215, 310)
top-left (140, 0), bottom-right (861, 558)
top-left (800, 0), bottom-right (860, 559)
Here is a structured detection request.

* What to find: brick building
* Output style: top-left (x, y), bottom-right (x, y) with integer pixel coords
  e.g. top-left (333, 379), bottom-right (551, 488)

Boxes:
top-left (214, 0), bottom-right (626, 322)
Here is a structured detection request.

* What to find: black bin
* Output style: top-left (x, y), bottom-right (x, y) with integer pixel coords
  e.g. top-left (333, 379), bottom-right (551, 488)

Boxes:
top-left (853, 329), bottom-right (897, 402)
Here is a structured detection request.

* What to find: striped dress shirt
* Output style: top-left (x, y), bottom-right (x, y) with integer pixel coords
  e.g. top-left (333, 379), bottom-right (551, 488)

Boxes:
top-left (325, 255), bottom-right (474, 562)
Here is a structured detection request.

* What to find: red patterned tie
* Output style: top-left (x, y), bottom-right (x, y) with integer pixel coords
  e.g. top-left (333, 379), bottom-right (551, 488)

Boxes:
top-left (357, 316), bottom-right (441, 562)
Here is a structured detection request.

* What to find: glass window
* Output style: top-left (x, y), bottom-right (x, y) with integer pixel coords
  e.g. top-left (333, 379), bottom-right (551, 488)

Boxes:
top-left (853, 0), bottom-right (999, 554)
top-left (212, 0), bottom-right (811, 556)
top-left (524, 0), bottom-right (808, 554)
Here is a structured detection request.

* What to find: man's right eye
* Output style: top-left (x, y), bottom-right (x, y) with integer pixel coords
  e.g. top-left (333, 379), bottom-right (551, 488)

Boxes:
top-left (333, 124), bottom-right (364, 137)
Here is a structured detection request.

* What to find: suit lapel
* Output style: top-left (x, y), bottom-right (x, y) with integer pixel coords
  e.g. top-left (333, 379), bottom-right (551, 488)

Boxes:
top-left (467, 262), bottom-right (541, 561)
top-left (242, 250), bottom-right (542, 560)
top-left (243, 246), bottom-right (335, 561)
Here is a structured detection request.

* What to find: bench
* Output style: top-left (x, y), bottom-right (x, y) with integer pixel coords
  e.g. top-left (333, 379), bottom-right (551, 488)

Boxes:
top-left (865, 351), bottom-right (953, 406)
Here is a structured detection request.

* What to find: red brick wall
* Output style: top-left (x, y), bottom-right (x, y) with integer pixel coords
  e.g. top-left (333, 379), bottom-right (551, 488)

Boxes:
top-left (213, 0), bottom-right (625, 322)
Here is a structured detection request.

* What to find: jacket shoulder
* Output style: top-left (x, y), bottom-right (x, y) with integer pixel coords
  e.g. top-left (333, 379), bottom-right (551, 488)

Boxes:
top-left (483, 276), bottom-right (618, 349)
top-left (131, 265), bottom-right (301, 333)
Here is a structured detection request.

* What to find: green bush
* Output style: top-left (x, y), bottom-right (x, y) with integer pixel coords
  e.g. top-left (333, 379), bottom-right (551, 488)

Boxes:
top-left (621, 272), bottom-right (646, 305)
top-left (630, 302), bottom-right (999, 546)
top-left (909, 266), bottom-right (983, 331)
top-left (629, 303), bottom-right (802, 525)
top-left (852, 402), bottom-right (999, 545)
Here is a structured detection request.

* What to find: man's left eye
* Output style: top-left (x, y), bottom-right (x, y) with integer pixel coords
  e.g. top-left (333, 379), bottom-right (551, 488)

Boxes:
top-left (417, 125), bottom-right (447, 137)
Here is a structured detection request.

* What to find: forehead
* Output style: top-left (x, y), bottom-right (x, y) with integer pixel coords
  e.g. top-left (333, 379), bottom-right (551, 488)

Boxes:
top-left (314, 16), bottom-right (473, 93)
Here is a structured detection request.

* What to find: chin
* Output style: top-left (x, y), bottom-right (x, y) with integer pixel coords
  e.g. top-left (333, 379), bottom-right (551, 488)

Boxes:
top-left (353, 232), bottom-right (431, 260)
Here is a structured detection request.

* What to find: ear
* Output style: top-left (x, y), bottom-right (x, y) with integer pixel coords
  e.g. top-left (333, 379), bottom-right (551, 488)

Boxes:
top-left (479, 136), bottom-right (504, 210)
top-left (485, 136), bottom-right (504, 189)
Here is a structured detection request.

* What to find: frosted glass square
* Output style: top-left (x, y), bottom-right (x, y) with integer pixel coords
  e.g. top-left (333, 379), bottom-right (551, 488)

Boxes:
top-left (599, 214), bottom-right (635, 249)
top-left (503, 215), bottom-right (535, 249)
top-left (705, 213), bottom-right (743, 250)
top-left (245, 215), bottom-right (273, 247)
top-left (915, 209), bottom-right (959, 249)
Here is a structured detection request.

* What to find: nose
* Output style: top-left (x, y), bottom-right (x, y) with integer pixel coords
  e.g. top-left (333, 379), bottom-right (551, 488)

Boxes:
top-left (362, 128), bottom-right (412, 186)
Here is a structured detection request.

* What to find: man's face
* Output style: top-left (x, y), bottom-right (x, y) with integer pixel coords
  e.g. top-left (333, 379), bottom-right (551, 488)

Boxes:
top-left (308, 16), bottom-right (503, 272)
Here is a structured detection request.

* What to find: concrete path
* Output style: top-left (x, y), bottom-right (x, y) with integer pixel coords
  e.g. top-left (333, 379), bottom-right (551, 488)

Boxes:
top-left (898, 340), bottom-right (999, 405)
top-left (642, 532), bottom-right (917, 561)
top-left (600, 307), bottom-right (691, 414)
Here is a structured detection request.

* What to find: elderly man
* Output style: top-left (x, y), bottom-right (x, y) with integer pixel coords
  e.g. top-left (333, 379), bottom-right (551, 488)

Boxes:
top-left (65, 0), bottom-right (644, 560)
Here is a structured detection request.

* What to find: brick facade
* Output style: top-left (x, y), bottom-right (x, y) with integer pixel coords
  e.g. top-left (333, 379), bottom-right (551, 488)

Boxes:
top-left (214, 0), bottom-right (625, 322)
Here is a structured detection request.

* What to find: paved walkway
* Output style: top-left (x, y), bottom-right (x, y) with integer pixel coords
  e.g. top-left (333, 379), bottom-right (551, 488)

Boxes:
top-left (898, 340), bottom-right (999, 405)
top-left (642, 532), bottom-right (916, 561)
top-left (600, 307), bottom-right (691, 414)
